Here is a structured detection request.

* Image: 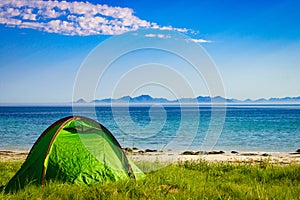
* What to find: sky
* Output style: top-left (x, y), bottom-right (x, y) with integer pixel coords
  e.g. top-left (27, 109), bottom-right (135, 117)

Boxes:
top-left (0, 0), bottom-right (300, 103)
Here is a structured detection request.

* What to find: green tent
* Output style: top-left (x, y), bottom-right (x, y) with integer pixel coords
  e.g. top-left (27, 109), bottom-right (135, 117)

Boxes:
top-left (5, 116), bottom-right (143, 192)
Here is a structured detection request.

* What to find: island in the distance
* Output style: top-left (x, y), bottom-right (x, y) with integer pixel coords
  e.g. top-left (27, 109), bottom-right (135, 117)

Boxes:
top-left (74, 95), bottom-right (300, 104)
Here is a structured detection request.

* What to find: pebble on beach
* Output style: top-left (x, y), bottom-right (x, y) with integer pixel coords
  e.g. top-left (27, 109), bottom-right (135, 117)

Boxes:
top-left (261, 153), bottom-right (270, 156)
top-left (208, 150), bottom-right (225, 155)
top-left (145, 149), bottom-right (157, 153)
top-left (181, 151), bottom-right (200, 155)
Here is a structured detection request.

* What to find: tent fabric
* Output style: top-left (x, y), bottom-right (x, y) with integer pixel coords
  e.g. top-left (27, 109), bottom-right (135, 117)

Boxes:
top-left (5, 116), bottom-right (144, 192)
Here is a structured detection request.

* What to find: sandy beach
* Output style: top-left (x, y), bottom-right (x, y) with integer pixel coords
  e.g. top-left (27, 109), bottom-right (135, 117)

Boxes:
top-left (0, 150), bottom-right (28, 162)
top-left (1, 149), bottom-right (300, 164)
top-left (128, 150), bottom-right (300, 165)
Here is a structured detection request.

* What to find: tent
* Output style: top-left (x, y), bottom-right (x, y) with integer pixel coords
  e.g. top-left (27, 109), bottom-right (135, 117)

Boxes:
top-left (5, 116), bottom-right (144, 192)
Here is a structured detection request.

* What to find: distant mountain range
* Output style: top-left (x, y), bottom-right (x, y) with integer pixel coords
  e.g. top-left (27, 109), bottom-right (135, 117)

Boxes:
top-left (74, 95), bottom-right (300, 104)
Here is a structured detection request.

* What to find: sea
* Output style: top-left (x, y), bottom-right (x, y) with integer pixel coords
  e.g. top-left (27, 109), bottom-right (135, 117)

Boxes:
top-left (0, 105), bottom-right (299, 152)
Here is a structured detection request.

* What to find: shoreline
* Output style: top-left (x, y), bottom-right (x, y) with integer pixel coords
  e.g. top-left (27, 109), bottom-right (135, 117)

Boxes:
top-left (1, 149), bottom-right (300, 164)
top-left (125, 148), bottom-right (300, 165)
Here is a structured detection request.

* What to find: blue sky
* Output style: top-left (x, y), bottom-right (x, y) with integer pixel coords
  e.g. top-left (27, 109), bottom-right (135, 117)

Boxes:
top-left (0, 0), bottom-right (300, 103)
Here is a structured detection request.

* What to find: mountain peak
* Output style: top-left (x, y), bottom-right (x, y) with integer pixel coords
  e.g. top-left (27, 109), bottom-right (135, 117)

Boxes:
top-left (74, 98), bottom-right (87, 103)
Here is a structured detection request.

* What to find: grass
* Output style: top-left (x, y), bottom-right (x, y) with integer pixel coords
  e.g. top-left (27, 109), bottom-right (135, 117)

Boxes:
top-left (1, 160), bottom-right (300, 199)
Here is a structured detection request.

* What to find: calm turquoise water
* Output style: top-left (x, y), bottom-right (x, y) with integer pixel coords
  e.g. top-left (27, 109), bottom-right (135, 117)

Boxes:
top-left (0, 105), bottom-right (299, 152)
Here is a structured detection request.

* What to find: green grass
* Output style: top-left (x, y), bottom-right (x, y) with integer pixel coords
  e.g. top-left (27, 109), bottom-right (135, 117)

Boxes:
top-left (1, 160), bottom-right (299, 199)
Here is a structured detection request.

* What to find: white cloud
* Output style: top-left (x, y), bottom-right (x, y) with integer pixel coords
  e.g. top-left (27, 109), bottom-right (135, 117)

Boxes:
top-left (145, 33), bottom-right (171, 39)
top-left (144, 34), bottom-right (156, 38)
top-left (22, 13), bottom-right (37, 21)
top-left (144, 34), bottom-right (212, 43)
top-left (186, 38), bottom-right (212, 43)
top-left (0, 0), bottom-right (191, 36)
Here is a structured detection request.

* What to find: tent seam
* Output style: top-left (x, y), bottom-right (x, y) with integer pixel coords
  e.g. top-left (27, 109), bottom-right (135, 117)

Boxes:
top-left (41, 116), bottom-right (75, 185)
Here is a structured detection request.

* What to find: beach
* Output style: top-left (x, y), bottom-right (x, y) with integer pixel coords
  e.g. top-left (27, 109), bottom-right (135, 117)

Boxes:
top-left (128, 149), bottom-right (300, 165)
top-left (2, 149), bottom-right (300, 164)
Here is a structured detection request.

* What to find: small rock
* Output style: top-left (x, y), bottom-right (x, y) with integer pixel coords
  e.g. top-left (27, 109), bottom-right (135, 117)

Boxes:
top-left (296, 149), bottom-right (300, 153)
top-left (138, 150), bottom-right (145, 154)
top-left (181, 151), bottom-right (200, 155)
top-left (208, 150), bottom-right (225, 155)
top-left (133, 147), bottom-right (138, 150)
top-left (145, 149), bottom-right (157, 153)
top-left (123, 148), bottom-right (133, 153)
top-left (231, 151), bottom-right (238, 154)
top-left (261, 153), bottom-right (270, 156)
top-left (181, 151), bottom-right (193, 155)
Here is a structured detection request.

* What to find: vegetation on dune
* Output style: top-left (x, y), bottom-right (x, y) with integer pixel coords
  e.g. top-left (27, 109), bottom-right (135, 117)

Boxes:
top-left (1, 160), bottom-right (299, 199)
